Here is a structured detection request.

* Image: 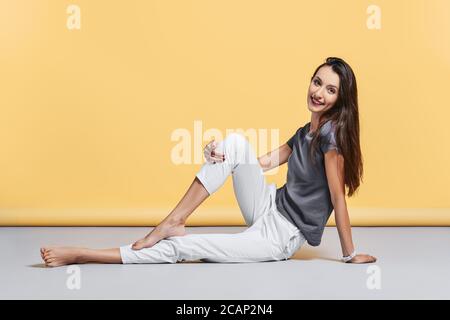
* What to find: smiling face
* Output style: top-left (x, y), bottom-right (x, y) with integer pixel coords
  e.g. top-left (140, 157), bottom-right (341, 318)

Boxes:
top-left (307, 65), bottom-right (340, 114)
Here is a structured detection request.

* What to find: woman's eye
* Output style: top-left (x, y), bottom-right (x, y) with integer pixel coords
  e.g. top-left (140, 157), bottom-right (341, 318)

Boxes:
top-left (329, 89), bottom-right (336, 94)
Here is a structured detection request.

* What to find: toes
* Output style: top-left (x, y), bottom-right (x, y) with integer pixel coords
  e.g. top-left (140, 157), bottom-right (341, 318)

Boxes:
top-left (132, 241), bottom-right (143, 250)
top-left (48, 262), bottom-right (61, 267)
top-left (44, 250), bottom-right (55, 257)
top-left (44, 259), bottom-right (53, 266)
top-left (47, 259), bottom-right (64, 267)
top-left (45, 259), bottom-right (63, 267)
top-left (44, 254), bottom-right (55, 262)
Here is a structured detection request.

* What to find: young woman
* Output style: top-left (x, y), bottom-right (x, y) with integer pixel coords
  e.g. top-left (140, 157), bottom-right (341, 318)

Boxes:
top-left (40, 57), bottom-right (377, 267)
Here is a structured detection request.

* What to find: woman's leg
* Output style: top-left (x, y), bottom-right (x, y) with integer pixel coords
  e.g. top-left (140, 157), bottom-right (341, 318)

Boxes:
top-left (39, 132), bottom-right (281, 266)
top-left (40, 218), bottom-right (303, 267)
top-left (195, 132), bottom-right (274, 226)
top-left (132, 177), bottom-right (209, 250)
top-left (40, 221), bottom-right (285, 267)
top-left (121, 225), bottom-right (284, 264)
top-left (41, 247), bottom-right (122, 267)
top-left (132, 132), bottom-right (273, 250)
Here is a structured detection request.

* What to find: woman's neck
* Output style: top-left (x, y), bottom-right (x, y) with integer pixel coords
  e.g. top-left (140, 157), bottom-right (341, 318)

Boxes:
top-left (309, 113), bottom-right (331, 134)
top-left (309, 113), bottom-right (321, 133)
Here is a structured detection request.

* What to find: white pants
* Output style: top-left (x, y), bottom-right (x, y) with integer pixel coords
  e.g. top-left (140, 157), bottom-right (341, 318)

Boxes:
top-left (120, 133), bottom-right (306, 264)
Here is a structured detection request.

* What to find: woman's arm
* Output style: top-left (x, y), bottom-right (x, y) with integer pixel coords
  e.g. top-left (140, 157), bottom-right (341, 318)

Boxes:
top-left (324, 150), bottom-right (377, 263)
top-left (258, 143), bottom-right (292, 172)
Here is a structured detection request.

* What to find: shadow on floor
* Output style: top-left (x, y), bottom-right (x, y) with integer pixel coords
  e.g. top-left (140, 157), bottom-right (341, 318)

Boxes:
top-left (292, 248), bottom-right (340, 262)
top-left (28, 263), bottom-right (47, 268)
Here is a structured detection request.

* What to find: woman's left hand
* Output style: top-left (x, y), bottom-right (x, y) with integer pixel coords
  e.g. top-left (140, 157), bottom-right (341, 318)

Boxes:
top-left (347, 254), bottom-right (377, 264)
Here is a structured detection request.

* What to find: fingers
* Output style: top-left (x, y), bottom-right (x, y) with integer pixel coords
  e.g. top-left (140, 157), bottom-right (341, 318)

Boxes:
top-left (203, 139), bottom-right (226, 163)
top-left (347, 254), bottom-right (377, 264)
top-left (204, 140), bottom-right (222, 154)
top-left (361, 255), bottom-right (377, 263)
top-left (204, 140), bottom-right (217, 152)
top-left (205, 143), bottom-right (224, 157)
top-left (205, 155), bottom-right (225, 163)
top-left (362, 254), bottom-right (377, 263)
top-left (210, 150), bottom-right (225, 160)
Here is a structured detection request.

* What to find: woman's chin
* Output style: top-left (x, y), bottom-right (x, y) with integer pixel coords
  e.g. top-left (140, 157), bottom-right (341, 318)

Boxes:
top-left (308, 104), bottom-right (325, 112)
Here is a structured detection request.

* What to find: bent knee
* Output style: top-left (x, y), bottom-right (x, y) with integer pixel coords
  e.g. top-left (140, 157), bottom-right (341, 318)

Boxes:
top-left (223, 132), bottom-right (251, 152)
top-left (219, 132), bottom-right (258, 165)
top-left (222, 132), bottom-right (248, 150)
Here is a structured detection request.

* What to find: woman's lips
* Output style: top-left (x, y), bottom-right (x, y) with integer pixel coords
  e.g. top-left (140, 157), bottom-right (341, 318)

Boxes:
top-left (311, 96), bottom-right (324, 106)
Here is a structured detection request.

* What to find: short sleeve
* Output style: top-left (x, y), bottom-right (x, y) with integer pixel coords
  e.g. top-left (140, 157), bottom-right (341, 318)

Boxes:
top-left (286, 127), bottom-right (301, 149)
top-left (320, 122), bottom-right (340, 154)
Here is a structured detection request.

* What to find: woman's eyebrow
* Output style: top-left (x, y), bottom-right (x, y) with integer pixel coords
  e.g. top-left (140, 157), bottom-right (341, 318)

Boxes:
top-left (315, 76), bottom-right (338, 89)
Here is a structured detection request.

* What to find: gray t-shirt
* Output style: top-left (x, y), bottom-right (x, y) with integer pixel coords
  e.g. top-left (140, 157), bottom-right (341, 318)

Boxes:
top-left (275, 119), bottom-right (340, 246)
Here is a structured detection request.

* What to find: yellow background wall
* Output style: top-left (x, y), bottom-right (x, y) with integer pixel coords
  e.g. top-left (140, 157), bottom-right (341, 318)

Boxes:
top-left (1, 0), bottom-right (449, 226)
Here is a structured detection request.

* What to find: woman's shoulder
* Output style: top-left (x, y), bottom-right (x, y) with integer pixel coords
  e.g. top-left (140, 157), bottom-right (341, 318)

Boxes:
top-left (319, 119), bottom-right (337, 137)
top-left (292, 122), bottom-right (310, 135)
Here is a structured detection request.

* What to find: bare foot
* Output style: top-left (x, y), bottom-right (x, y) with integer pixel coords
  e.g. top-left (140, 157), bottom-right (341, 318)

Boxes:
top-left (132, 218), bottom-right (186, 250)
top-left (40, 247), bottom-right (45, 260)
top-left (41, 247), bottom-right (84, 267)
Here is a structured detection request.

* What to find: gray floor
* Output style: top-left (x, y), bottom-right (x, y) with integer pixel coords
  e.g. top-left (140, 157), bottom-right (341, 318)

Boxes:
top-left (1, 226), bottom-right (449, 299)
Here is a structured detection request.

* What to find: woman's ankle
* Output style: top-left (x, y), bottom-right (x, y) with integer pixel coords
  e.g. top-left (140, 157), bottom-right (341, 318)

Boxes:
top-left (165, 215), bottom-right (187, 226)
top-left (76, 248), bottom-right (93, 263)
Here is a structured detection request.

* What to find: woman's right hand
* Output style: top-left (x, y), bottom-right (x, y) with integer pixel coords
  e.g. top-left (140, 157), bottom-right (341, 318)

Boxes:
top-left (347, 254), bottom-right (377, 264)
top-left (203, 139), bottom-right (225, 164)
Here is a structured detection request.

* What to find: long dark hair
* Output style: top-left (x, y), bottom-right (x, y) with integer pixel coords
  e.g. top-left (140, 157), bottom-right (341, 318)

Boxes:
top-left (308, 57), bottom-right (363, 197)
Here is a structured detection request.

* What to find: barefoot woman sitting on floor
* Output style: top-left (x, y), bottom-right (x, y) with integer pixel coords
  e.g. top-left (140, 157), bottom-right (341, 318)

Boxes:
top-left (41, 57), bottom-right (377, 267)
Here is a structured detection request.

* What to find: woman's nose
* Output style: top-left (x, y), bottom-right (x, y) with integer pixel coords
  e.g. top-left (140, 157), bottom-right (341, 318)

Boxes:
top-left (313, 90), bottom-right (324, 101)
top-left (314, 88), bottom-right (323, 98)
